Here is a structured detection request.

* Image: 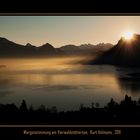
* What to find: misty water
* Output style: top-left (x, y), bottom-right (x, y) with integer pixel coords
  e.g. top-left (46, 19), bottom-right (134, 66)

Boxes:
top-left (0, 57), bottom-right (140, 111)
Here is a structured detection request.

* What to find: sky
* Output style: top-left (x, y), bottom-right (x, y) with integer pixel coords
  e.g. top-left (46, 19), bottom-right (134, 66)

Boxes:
top-left (0, 16), bottom-right (140, 48)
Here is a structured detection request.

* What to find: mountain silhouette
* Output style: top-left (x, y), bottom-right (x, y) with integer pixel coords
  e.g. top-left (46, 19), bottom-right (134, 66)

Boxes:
top-left (0, 37), bottom-right (59, 57)
top-left (0, 37), bottom-right (36, 57)
top-left (88, 34), bottom-right (140, 67)
top-left (38, 43), bottom-right (56, 53)
top-left (60, 43), bottom-right (113, 55)
top-left (25, 43), bottom-right (36, 48)
top-left (0, 37), bottom-right (113, 57)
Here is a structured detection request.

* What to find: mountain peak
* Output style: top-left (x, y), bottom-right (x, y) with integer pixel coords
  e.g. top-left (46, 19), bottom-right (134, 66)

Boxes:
top-left (25, 43), bottom-right (37, 48)
top-left (119, 34), bottom-right (140, 43)
top-left (88, 33), bottom-right (140, 67)
top-left (26, 43), bottom-right (33, 46)
top-left (40, 43), bottom-right (54, 48)
top-left (0, 37), bottom-right (12, 43)
top-left (116, 33), bottom-right (140, 50)
top-left (0, 37), bottom-right (8, 40)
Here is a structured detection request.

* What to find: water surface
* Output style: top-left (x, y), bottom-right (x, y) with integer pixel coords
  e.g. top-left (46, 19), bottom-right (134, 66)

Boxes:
top-left (0, 57), bottom-right (139, 111)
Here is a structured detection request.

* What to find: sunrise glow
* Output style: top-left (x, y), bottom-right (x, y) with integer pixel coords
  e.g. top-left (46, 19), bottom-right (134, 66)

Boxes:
top-left (122, 31), bottom-right (134, 40)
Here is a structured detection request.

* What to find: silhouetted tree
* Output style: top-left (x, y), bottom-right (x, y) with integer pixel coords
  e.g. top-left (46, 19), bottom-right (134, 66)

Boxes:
top-left (3, 104), bottom-right (19, 113)
top-left (120, 95), bottom-right (136, 112)
top-left (1, 94), bottom-right (140, 124)
top-left (95, 102), bottom-right (100, 108)
top-left (79, 104), bottom-right (84, 111)
top-left (20, 100), bottom-right (28, 112)
top-left (91, 102), bottom-right (95, 108)
top-left (38, 104), bottom-right (46, 112)
top-left (50, 106), bottom-right (57, 113)
top-left (137, 98), bottom-right (140, 105)
top-left (29, 105), bottom-right (34, 112)
top-left (107, 98), bottom-right (118, 110)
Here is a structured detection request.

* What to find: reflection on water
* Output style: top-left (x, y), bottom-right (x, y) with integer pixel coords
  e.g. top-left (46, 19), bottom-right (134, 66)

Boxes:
top-left (0, 91), bottom-right (12, 98)
top-left (0, 58), bottom-right (140, 111)
top-left (116, 68), bottom-right (140, 94)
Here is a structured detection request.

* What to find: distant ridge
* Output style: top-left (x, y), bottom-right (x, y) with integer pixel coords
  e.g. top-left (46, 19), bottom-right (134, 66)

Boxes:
top-left (60, 43), bottom-right (113, 55)
top-left (0, 37), bottom-right (113, 57)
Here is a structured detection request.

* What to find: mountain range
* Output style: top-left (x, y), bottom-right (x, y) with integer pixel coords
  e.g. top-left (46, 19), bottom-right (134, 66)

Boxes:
top-left (0, 37), bottom-right (113, 57)
top-left (88, 34), bottom-right (140, 67)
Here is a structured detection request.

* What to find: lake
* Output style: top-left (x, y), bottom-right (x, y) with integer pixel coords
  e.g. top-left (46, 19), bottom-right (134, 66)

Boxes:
top-left (0, 57), bottom-right (140, 111)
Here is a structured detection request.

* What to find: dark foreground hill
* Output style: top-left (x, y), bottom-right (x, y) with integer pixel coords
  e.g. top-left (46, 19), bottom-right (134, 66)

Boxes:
top-left (88, 34), bottom-right (140, 67)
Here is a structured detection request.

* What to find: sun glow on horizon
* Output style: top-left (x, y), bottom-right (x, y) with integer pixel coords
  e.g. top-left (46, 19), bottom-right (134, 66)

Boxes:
top-left (122, 31), bottom-right (134, 40)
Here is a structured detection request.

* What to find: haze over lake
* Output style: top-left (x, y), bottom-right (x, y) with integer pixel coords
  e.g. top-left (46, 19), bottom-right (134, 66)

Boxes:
top-left (0, 57), bottom-right (139, 111)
